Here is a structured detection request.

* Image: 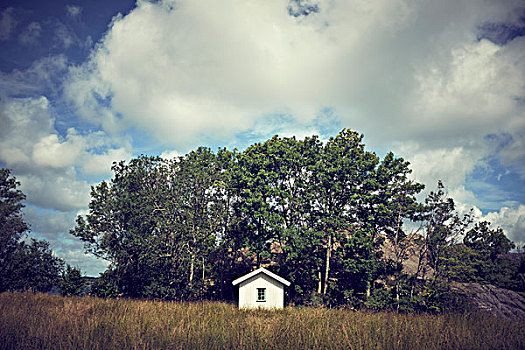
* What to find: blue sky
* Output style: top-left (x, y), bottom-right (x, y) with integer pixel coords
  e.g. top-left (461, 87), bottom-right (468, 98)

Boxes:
top-left (1, 0), bottom-right (524, 276)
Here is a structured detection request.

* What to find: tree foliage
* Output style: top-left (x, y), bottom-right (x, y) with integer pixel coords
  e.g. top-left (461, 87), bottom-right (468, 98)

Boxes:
top-left (68, 129), bottom-right (522, 311)
top-left (59, 265), bottom-right (85, 296)
top-left (0, 169), bottom-right (63, 293)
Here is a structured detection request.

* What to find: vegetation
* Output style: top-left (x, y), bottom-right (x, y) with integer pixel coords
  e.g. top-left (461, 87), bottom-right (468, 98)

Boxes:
top-left (1, 292), bottom-right (523, 350)
top-left (58, 265), bottom-right (86, 296)
top-left (1, 129), bottom-right (523, 311)
top-left (67, 129), bottom-right (522, 309)
top-left (0, 169), bottom-right (63, 293)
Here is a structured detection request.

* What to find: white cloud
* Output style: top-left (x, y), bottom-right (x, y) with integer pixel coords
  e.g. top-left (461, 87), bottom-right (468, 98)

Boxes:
top-left (0, 96), bottom-right (125, 209)
top-left (160, 149), bottom-right (182, 160)
top-left (64, 0), bottom-right (524, 155)
top-left (410, 37), bottom-right (525, 141)
top-left (482, 205), bottom-right (525, 248)
top-left (80, 146), bottom-right (132, 175)
top-left (0, 97), bottom-right (55, 169)
top-left (15, 168), bottom-right (90, 211)
top-left (392, 141), bottom-right (488, 193)
top-left (0, 61), bottom-right (131, 210)
top-left (32, 132), bottom-right (84, 168)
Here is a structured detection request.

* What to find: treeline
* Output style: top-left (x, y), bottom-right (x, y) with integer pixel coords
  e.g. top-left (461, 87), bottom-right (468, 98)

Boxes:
top-left (1, 129), bottom-right (523, 312)
top-left (0, 169), bottom-right (86, 296)
top-left (69, 129), bottom-right (524, 311)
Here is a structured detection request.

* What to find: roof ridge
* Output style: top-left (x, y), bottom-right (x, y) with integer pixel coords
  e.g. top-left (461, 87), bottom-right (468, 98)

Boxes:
top-left (232, 267), bottom-right (291, 286)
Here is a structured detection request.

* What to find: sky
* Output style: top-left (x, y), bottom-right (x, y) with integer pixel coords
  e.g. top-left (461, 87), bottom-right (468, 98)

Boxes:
top-left (0, 0), bottom-right (524, 276)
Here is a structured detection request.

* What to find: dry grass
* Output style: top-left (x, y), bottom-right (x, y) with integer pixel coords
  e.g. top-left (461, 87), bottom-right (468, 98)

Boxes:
top-left (0, 292), bottom-right (523, 349)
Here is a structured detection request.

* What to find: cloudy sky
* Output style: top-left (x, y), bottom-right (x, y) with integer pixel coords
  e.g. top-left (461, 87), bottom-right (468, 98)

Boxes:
top-left (1, 0), bottom-right (524, 276)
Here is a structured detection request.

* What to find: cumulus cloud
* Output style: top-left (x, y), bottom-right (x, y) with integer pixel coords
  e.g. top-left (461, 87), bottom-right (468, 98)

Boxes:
top-left (482, 205), bottom-right (525, 248)
top-left (0, 57), bottom-right (131, 210)
top-left (64, 0), bottom-right (524, 151)
top-left (0, 96), bottom-right (127, 209)
top-left (0, 97), bottom-right (91, 210)
top-left (32, 132), bottom-right (84, 168)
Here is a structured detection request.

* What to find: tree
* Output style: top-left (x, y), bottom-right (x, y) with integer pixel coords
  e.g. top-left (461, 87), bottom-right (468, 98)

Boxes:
top-left (464, 221), bottom-right (515, 258)
top-left (415, 181), bottom-right (473, 281)
top-left (71, 152), bottom-right (228, 300)
top-left (0, 168), bottom-right (29, 292)
top-left (167, 147), bottom-right (226, 298)
top-left (71, 156), bottom-right (176, 298)
top-left (226, 135), bottom-right (323, 303)
top-left (69, 130), bottom-right (522, 311)
top-left (0, 169), bottom-right (63, 293)
top-left (59, 265), bottom-right (85, 296)
top-left (309, 130), bottom-right (379, 299)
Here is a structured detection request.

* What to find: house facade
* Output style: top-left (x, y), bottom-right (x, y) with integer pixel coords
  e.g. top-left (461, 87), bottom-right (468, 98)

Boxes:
top-left (232, 267), bottom-right (291, 309)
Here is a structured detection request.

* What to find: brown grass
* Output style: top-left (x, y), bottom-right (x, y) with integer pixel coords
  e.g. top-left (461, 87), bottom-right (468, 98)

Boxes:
top-left (0, 292), bottom-right (523, 349)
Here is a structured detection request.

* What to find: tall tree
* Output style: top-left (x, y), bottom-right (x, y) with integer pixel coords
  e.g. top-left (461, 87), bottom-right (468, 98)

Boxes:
top-left (310, 129), bottom-right (378, 297)
top-left (0, 169), bottom-right (29, 291)
top-left (416, 181), bottom-right (473, 281)
top-left (0, 169), bottom-right (63, 293)
top-left (71, 156), bottom-right (174, 298)
top-left (168, 147), bottom-right (226, 298)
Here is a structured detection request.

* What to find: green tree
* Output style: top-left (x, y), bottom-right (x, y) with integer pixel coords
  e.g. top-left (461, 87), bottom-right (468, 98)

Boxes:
top-left (71, 156), bottom-right (174, 298)
top-left (464, 221), bottom-right (515, 258)
top-left (229, 136), bottom-right (322, 296)
top-left (72, 152), bottom-right (227, 300)
top-left (415, 181), bottom-right (473, 281)
top-left (167, 147), bottom-right (226, 299)
top-left (0, 169), bottom-right (63, 293)
top-left (7, 238), bottom-right (63, 292)
top-left (309, 130), bottom-right (379, 299)
top-left (0, 168), bottom-right (29, 292)
top-left (59, 265), bottom-right (85, 296)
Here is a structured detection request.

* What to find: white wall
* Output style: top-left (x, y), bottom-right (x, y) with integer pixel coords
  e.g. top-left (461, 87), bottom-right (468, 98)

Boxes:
top-left (238, 273), bottom-right (285, 309)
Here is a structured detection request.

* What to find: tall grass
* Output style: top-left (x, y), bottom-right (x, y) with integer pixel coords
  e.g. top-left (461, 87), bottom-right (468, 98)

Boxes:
top-left (1, 292), bottom-right (523, 349)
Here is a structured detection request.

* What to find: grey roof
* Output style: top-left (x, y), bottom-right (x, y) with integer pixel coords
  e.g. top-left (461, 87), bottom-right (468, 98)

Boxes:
top-left (232, 267), bottom-right (291, 286)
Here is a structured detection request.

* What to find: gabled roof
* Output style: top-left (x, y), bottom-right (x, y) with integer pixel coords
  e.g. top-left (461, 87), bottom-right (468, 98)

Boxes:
top-left (232, 267), bottom-right (291, 287)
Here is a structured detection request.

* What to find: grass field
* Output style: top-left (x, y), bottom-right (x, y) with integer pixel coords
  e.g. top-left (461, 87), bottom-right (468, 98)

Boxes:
top-left (1, 292), bottom-right (524, 349)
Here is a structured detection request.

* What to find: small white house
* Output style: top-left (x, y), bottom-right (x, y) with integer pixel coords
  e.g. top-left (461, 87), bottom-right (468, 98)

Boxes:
top-left (232, 267), bottom-right (291, 309)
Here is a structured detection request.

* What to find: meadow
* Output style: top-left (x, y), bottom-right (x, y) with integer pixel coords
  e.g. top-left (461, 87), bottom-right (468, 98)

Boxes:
top-left (1, 292), bottom-right (524, 349)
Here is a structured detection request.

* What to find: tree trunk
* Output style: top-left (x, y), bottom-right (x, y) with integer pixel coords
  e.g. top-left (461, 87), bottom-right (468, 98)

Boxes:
top-left (323, 234), bottom-right (331, 295)
top-left (317, 268), bottom-right (322, 294)
top-left (189, 256), bottom-right (194, 283)
top-left (395, 282), bottom-right (400, 310)
top-left (202, 256), bottom-right (205, 281)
